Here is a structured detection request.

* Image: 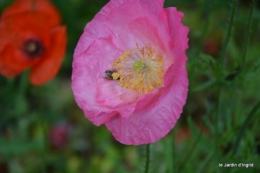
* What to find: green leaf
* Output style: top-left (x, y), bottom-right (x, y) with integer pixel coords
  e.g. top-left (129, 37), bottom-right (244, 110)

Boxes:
top-left (192, 79), bottom-right (217, 92)
top-left (199, 53), bottom-right (223, 78)
top-left (0, 138), bottom-right (41, 156)
top-left (232, 100), bottom-right (260, 155)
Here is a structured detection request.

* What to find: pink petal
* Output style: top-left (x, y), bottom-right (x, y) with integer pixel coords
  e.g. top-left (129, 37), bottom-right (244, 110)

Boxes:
top-left (72, 38), bottom-right (121, 125)
top-left (72, 0), bottom-right (189, 145)
top-left (105, 58), bottom-right (188, 145)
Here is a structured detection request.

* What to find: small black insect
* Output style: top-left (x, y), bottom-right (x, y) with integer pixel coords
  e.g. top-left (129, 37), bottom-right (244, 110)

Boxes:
top-left (104, 70), bottom-right (120, 80)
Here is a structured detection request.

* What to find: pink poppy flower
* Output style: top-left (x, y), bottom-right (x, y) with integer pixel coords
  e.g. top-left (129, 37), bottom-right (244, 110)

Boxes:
top-left (72, 0), bottom-right (189, 145)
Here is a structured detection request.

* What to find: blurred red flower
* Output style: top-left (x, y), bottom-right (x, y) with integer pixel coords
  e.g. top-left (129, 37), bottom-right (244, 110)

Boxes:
top-left (0, 0), bottom-right (67, 85)
top-left (49, 122), bottom-right (69, 149)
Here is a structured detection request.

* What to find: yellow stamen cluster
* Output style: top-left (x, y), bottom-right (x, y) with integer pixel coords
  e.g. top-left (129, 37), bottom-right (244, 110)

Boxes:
top-left (111, 45), bottom-right (165, 93)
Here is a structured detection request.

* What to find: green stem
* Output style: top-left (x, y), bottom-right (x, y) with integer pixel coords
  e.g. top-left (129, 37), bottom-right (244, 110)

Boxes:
top-left (197, 149), bottom-right (217, 173)
top-left (18, 70), bottom-right (29, 97)
top-left (213, 87), bottom-right (223, 173)
top-left (172, 130), bottom-right (175, 173)
top-left (232, 100), bottom-right (260, 155)
top-left (40, 120), bottom-right (47, 173)
top-left (38, 90), bottom-right (47, 173)
top-left (242, 0), bottom-right (257, 71)
top-left (178, 129), bottom-right (203, 173)
top-left (144, 144), bottom-right (150, 173)
top-left (218, 0), bottom-right (238, 69)
top-left (215, 88), bottom-right (222, 152)
top-left (195, 0), bottom-right (213, 57)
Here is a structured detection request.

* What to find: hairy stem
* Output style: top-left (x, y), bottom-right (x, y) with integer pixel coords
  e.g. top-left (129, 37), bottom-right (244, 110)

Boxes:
top-left (218, 0), bottom-right (238, 69)
top-left (195, 0), bottom-right (213, 57)
top-left (144, 144), bottom-right (150, 173)
top-left (242, 0), bottom-right (257, 70)
top-left (232, 100), bottom-right (260, 155)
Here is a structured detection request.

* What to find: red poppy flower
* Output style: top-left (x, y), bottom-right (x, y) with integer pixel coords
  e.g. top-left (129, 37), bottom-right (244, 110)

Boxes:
top-left (0, 0), bottom-right (67, 85)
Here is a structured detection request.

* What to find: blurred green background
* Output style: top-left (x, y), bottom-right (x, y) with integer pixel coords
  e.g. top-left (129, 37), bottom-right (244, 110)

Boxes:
top-left (0, 0), bottom-right (260, 172)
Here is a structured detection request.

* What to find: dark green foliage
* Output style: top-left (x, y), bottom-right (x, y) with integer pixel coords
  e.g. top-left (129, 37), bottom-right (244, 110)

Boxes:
top-left (1, 0), bottom-right (260, 172)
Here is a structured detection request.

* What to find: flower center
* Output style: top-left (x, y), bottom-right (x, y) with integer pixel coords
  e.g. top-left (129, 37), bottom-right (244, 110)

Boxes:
top-left (23, 39), bottom-right (44, 58)
top-left (133, 60), bottom-right (144, 72)
top-left (111, 45), bottom-right (165, 93)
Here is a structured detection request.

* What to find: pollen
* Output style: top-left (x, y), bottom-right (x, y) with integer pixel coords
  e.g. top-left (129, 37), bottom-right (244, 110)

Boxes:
top-left (111, 45), bottom-right (165, 93)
